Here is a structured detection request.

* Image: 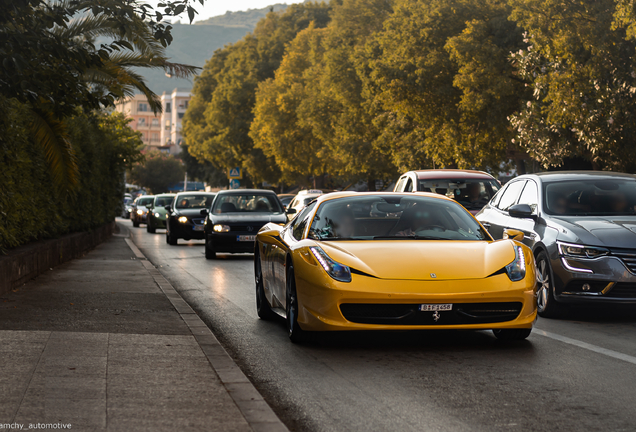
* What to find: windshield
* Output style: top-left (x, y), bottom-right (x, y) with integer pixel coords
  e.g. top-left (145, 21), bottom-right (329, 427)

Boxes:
top-left (417, 179), bottom-right (500, 210)
top-left (137, 197), bottom-right (154, 206)
top-left (155, 196), bottom-right (174, 206)
top-left (545, 179), bottom-right (636, 216)
top-left (308, 195), bottom-right (490, 241)
top-left (213, 194), bottom-right (283, 214)
top-left (175, 194), bottom-right (215, 209)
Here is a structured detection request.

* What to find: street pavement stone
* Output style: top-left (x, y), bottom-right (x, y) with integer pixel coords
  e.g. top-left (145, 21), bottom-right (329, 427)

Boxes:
top-left (0, 225), bottom-right (256, 431)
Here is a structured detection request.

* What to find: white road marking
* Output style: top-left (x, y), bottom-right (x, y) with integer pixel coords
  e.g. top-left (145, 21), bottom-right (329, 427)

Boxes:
top-left (535, 328), bottom-right (636, 366)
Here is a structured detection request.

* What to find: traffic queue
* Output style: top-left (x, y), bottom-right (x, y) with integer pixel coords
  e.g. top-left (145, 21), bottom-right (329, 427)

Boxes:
top-left (124, 169), bottom-right (636, 343)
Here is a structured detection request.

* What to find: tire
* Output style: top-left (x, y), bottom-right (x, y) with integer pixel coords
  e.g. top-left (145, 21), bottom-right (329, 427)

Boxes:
top-left (536, 250), bottom-right (566, 318)
top-left (167, 228), bottom-right (178, 245)
top-left (132, 219), bottom-right (139, 228)
top-left (205, 235), bottom-right (216, 259)
top-left (147, 220), bottom-right (156, 233)
top-left (492, 328), bottom-right (532, 341)
top-left (255, 250), bottom-right (275, 320)
top-left (286, 263), bottom-right (306, 343)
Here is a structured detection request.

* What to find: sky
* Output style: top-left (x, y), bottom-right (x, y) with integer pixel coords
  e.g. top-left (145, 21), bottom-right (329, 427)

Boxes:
top-left (145, 0), bottom-right (304, 23)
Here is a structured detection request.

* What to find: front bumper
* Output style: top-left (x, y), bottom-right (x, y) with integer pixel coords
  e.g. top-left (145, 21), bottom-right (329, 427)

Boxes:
top-left (553, 254), bottom-right (636, 303)
top-left (293, 258), bottom-right (537, 331)
top-left (171, 221), bottom-right (205, 239)
top-left (208, 232), bottom-right (256, 253)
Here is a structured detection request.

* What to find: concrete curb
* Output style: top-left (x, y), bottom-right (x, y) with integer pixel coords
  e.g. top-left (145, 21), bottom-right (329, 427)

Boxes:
top-left (124, 235), bottom-right (289, 432)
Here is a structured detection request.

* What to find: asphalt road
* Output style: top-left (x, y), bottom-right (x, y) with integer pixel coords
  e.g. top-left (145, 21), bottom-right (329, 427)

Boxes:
top-left (127, 219), bottom-right (636, 432)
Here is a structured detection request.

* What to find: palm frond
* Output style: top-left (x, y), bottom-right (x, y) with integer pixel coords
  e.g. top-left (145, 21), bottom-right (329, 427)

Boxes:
top-left (28, 107), bottom-right (79, 192)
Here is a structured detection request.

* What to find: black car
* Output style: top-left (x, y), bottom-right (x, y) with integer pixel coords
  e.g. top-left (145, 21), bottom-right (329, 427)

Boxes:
top-left (204, 189), bottom-right (286, 259)
top-left (166, 192), bottom-right (216, 245)
top-left (476, 171), bottom-right (636, 317)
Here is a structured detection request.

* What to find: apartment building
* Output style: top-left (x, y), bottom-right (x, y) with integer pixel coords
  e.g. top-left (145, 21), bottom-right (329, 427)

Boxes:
top-left (114, 88), bottom-right (191, 155)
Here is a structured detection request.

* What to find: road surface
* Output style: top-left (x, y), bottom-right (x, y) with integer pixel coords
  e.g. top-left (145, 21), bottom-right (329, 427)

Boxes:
top-left (127, 220), bottom-right (636, 432)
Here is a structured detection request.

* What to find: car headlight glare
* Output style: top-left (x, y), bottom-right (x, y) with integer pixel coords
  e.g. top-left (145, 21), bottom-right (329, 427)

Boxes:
top-left (136, 209), bottom-right (143, 215)
top-left (154, 212), bottom-right (161, 218)
top-left (213, 224), bottom-right (230, 233)
top-left (178, 216), bottom-right (188, 223)
top-left (505, 245), bottom-right (526, 282)
top-left (310, 246), bottom-right (352, 283)
top-left (557, 241), bottom-right (609, 259)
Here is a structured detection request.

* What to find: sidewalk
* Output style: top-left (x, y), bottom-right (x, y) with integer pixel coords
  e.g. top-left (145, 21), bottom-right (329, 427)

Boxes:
top-left (0, 222), bottom-right (287, 432)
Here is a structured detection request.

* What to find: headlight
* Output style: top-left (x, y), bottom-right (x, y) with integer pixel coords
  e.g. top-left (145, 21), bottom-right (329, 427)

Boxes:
top-left (178, 216), bottom-right (188, 223)
top-left (154, 212), bottom-right (161, 218)
top-left (310, 246), bottom-right (352, 283)
top-left (557, 241), bottom-right (609, 258)
top-left (505, 245), bottom-right (526, 282)
top-left (136, 209), bottom-right (143, 215)
top-left (213, 224), bottom-right (230, 233)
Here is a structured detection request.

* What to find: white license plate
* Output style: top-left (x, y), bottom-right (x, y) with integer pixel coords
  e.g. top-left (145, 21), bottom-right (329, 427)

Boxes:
top-left (419, 304), bottom-right (453, 312)
top-left (237, 235), bottom-right (256, 242)
top-left (193, 225), bottom-right (204, 231)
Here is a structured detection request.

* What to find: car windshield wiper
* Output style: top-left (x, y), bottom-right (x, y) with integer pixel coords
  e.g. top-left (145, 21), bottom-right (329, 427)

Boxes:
top-left (372, 235), bottom-right (448, 240)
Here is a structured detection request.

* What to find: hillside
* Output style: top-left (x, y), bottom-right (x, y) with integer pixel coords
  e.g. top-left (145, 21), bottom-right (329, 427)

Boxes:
top-left (140, 4), bottom-right (289, 94)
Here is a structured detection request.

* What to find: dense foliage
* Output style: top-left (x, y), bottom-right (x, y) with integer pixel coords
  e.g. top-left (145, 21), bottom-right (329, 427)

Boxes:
top-left (0, 101), bottom-right (143, 252)
top-left (129, 150), bottom-right (186, 194)
top-left (184, 0), bottom-right (636, 188)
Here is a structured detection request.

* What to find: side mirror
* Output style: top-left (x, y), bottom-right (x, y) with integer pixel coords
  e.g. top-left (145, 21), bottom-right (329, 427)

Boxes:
top-left (200, 209), bottom-right (209, 216)
top-left (164, 205), bottom-right (171, 212)
top-left (508, 203), bottom-right (536, 219)
top-left (286, 208), bottom-right (297, 215)
top-left (503, 228), bottom-right (525, 242)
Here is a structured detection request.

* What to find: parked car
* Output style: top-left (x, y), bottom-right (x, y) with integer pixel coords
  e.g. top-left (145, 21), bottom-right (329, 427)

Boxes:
top-left (121, 197), bottom-right (133, 219)
top-left (255, 192), bottom-right (537, 343)
top-left (394, 169), bottom-right (501, 214)
top-left (204, 189), bottom-right (286, 259)
top-left (147, 194), bottom-right (176, 233)
top-left (130, 195), bottom-right (155, 227)
top-left (278, 194), bottom-right (296, 210)
top-left (285, 189), bottom-right (325, 222)
top-left (165, 192), bottom-right (216, 245)
top-left (476, 171), bottom-right (636, 317)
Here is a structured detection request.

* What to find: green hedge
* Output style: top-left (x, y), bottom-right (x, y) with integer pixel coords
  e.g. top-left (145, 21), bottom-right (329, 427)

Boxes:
top-left (0, 98), bottom-right (142, 252)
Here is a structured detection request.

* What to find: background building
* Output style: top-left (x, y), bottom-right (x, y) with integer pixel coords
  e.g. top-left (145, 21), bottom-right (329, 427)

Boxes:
top-left (114, 88), bottom-right (191, 155)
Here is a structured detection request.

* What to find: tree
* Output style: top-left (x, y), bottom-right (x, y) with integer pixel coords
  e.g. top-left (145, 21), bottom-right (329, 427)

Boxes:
top-left (129, 151), bottom-right (185, 194)
top-left (364, 0), bottom-right (526, 172)
top-left (179, 143), bottom-right (228, 188)
top-left (0, 0), bottom-right (200, 191)
top-left (509, 0), bottom-right (636, 171)
top-left (182, 2), bottom-right (332, 185)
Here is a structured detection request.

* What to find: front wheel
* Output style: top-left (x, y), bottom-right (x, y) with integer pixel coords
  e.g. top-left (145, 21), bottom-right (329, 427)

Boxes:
top-left (286, 264), bottom-right (305, 343)
top-left (132, 218), bottom-right (140, 228)
top-left (205, 234), bottom-right (216, 259)
top-left (167, 228), bottom-right (178, 245)
top-left (147, 220), bottom-right (156, 233)
top-left (492, 328), bottom-right (532, 341)
top-left (536, 251), bottom-right (565, 318)
top-left (255, 251), bottom-right (275, 320)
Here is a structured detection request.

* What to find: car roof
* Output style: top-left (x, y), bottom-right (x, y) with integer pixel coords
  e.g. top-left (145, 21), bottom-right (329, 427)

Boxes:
top-left (406, 169), bottom-right (496, 180)
top-left (137, 195), bottom-right (154, 199)
top-left (175, 192), bottom-right (215, 196)
top-left (315, 191), bottom-right (457, 205)
top-left (154, 193), bottom-right (176, 197)
top-left (519, 171), bottom-right (636, 182)
top-left (217, 189), bottom-right (276, 195)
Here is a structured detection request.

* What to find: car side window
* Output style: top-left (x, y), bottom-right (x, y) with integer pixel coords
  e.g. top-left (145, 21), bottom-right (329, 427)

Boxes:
top-left (291, 202), bottom-right (317, 240)
top-left (497, 180), bottom-right (526, 211)
top-left (517, 181), bottom-right (539, 213)
top-left (395, 176), bottom-right (407, 192)
top-left (405, 178), bottom-right (414, 192)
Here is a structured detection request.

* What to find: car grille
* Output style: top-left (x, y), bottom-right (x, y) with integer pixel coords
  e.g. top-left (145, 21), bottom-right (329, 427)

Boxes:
top-left (192, 218), bottom-right (205, 226)
top-left (606, 283), bottom-right (636, 298)
top-left (609, 248), bottom-right (636, 274)
top-left (229, 224), bottom-right (263, 233)
top-left (339, 302), bottom-right (523, 325)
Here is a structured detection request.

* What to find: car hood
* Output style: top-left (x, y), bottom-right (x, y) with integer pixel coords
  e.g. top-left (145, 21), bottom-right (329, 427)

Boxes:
top-left (552, 216), bottom-right (636, 249)
top-left (211, 213), bottom-right (287, 224)
top-left (318, 240), bottom-right (516, 281)
top-left (174, 208), bottom-right (208, 217)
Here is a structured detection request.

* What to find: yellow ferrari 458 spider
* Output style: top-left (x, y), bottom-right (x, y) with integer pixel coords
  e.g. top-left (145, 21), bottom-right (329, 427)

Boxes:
top-left (254, 192), bottom-right (537, 343)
